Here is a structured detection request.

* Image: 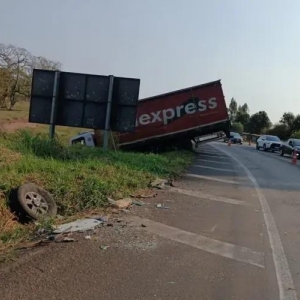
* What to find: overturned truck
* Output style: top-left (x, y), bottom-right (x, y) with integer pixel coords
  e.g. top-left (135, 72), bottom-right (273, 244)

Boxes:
top-left (119, 80), bottom-right (230, 151)
top-left (70, 80), bottom-right (230, 151)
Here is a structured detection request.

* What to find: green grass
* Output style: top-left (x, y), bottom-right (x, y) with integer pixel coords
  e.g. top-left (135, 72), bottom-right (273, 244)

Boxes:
top-left (0, 131), bottom-right (195, 254)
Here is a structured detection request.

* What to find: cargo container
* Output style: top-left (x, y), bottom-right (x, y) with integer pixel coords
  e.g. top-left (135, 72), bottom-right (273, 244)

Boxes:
top-left (119, 80), bottom-right (230, 150)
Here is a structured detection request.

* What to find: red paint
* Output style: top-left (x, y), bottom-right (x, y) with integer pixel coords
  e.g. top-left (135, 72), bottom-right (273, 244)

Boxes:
top-left (119, 80), bottom-right (229, 145)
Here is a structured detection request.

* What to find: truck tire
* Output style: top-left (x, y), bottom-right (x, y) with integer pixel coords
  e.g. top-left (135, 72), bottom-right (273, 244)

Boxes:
top-left (17, 183), bottom-right (57, 220)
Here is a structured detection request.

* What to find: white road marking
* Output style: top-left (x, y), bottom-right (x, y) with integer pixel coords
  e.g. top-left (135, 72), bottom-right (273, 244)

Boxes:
top-left (185, 173), bottom-right (240, 185)
top-left (166, 186), bottom-right (246, 205)
top-left (195, 158), bottom-right (231, 165)
top-left (128, 216), bottom-right (265, 268)
top-left (193, 164), bottom-right (234, 172)
top-left (213, 144), bottom-right (298, 300)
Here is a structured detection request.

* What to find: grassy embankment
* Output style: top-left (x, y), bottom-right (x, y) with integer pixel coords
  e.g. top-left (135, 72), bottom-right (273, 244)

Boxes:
top-left (0, 129), bottom-right (195, 258)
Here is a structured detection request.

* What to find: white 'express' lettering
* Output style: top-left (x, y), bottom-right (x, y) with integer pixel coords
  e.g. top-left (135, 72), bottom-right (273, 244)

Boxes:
top-left (136, 97), bottom-right (218, 126)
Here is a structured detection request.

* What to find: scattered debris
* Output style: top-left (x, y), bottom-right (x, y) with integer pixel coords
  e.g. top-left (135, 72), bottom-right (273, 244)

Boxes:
top-left (121, 209), bottom-right (130, 213)
top-left (156, 204), bottom-right (170, 209)
top-left (53, 218), bottom-right (102, 234)
top-left (98, 216), bottom-right (109, 222)
top-left (111, 198), bottom-right (132, 209)
top-left (100, 245), bottom-right (109, 250)
top-left (141, 224), bottom-right (147, 228)
top-left (130, 189), bottom-right (157, 198)
top-left (85, 235), bottom-right (92, 240)
top-left (48, 234), bottom-right (76, 243)
top-left (132, 200), bottom-right (144, 206)
top-left (107, 198), bottom-right (116, 205)
top-left (88, 215), bottom-right (110, 222)
top-left (36, 228), bottom-right (45, 235)
top-left (151, 179), bottom-right (168, 189)
top-left (61, 237), bottom-right (75, 243)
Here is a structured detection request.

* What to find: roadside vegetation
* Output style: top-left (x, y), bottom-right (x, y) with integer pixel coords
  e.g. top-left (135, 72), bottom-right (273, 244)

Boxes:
top-left (0, 131), bottom-right (195, 257)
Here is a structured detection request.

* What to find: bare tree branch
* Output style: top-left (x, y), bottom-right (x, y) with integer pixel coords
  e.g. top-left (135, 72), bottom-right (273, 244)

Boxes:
top-left (0, 43), bottom-right (62, 109)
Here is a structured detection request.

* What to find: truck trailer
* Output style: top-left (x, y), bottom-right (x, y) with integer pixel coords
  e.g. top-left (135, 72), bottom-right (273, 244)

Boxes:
top-left (119, 80), bottom-right (230, 151)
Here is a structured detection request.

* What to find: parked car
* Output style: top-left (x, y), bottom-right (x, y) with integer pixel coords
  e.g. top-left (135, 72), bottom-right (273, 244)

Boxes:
top-left (256, 135), bottom-right (282, 151)
top-left (223, 132), bottom-right (243, 144)
top-left (280, 138), bottom-right (300, 158)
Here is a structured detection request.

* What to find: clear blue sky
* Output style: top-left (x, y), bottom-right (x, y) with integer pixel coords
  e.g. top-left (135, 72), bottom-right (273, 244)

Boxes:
top-left (1, 0), bottom-right (299, 123)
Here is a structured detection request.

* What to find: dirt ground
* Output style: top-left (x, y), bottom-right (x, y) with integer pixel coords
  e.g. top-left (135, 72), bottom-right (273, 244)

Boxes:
top-left (0, 118), bottom-right (38, 132)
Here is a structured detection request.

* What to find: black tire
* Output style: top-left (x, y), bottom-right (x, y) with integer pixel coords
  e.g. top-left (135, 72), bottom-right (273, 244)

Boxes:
top-left (17, 183), bottom-right (57, 220)
top-left (280, 149), bottom-right (284, 156)
top-left (256, 143), bottom-right (260, 150)
top-left (263, 144), bottom-right (267, 151)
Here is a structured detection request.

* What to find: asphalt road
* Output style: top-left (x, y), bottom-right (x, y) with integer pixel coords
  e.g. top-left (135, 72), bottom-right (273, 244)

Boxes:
top-left (1, 142), bottom-right (300, 300)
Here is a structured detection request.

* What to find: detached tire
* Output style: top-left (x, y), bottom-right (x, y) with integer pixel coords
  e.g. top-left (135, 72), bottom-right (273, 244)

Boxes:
top-left (17, 183), bottom-right (57, 220)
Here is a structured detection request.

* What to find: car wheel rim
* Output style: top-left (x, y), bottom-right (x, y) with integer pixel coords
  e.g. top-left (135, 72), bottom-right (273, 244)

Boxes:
top-left (25, 192), bottom-right (49, 215)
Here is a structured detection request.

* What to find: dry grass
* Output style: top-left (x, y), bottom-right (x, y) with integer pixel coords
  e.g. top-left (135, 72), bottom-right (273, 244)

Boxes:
top-left (0, 102), bottom-right (29, 122)
top-left (0, 198), bottom-right (31, 256)
top-left (0, 101), bottom-right (86, 143)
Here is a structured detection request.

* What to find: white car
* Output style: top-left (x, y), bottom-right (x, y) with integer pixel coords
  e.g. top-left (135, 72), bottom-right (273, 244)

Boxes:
top-left (256, 135), bottom-right (282, 152)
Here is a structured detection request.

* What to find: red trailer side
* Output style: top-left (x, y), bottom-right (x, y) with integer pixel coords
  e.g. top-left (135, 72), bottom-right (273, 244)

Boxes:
top-left (119, 80), bottom-right (229, 150)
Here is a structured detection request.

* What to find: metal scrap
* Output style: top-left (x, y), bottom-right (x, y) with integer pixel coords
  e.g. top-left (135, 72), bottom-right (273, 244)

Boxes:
top-left (53, 218), bottom-right (103, 234)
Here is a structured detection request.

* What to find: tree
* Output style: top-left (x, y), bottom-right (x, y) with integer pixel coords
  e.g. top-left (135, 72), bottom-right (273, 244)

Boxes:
top-left (279, 112), bottom-right (295, 135)
top-left (0, 67), bottom-right (12, 108)
top-left (235, 110), bottom-right (250, 127)
top-left (0, 43), bottom-right (61, 109)
top-left (248, 111), bottom-right (271, 134)
top-left (292, 130), bottom-right (300, 139)
top-left (231, 122), bottom-right (244, 134)
top-left (0, 44), bottom-right (34, 109)
top-left (238, 103), bottom-right (249, 114)
top-left (267, 123), bottom-right (289, 140)
top-left (228, 98), bottom-right (237, 122)
top-left (291, 115), bottom-right (300, 133)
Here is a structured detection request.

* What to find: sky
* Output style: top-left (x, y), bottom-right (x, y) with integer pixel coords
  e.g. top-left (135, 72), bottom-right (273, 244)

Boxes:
top-left (0, 0), bottom-right (299, 123)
